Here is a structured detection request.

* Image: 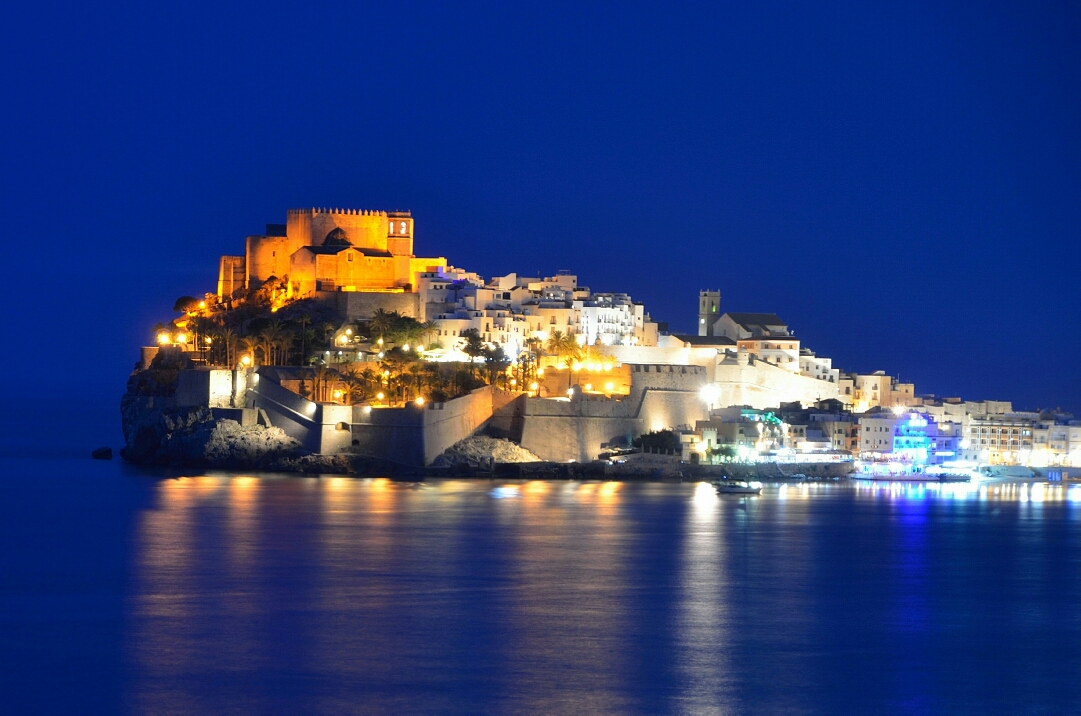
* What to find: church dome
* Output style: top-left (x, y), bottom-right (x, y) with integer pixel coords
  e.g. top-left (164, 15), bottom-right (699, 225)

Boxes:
top-left (323, 227), bottom-right (351, 246)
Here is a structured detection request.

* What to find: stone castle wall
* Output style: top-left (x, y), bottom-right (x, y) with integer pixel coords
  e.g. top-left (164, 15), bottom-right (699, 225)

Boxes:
top-left (350, 387), bottom-right (495, 467)
top-left (519, 364), bottom-right (709, 462)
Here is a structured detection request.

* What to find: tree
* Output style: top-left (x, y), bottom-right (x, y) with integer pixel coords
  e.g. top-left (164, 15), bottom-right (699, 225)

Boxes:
top-left (294, 314), bottom-right (313, 365)
top-left (220, 327), bottom-right (237, 367)
top-left (343, 379), bottom-right (367, 406)
top-left (545, 330), bottom-right (581, 388)
top-left (484, 346), bottom-right (511, 387)
top-left (709, 445), bottom-right (737, 463)
top-left (420, 320), bottom-right (439, 349)
top-left (240, 335), bottom-right (260, 366)
top-left (632, 430), bottom-right (681, 454)
top-left (173, 296), bottom-right (200, 313)
top-left (368, 309), bottom-right (396, 342)
top-left (460, 328), bottom-right (486, 377)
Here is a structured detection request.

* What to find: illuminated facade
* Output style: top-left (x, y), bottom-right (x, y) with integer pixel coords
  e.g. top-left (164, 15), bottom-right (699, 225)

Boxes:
top-left (217, 208), bottom-right (448, 299)
top-left (860, 411), bottom-right (962, 465)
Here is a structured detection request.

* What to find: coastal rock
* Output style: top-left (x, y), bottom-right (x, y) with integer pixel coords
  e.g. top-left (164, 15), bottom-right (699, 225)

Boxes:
top-left (120, 392), bottom-right (303, 468)
top-left (431, 435), bottom-right (541, 468)
top-left (91, 447), bottom-right (113, 460)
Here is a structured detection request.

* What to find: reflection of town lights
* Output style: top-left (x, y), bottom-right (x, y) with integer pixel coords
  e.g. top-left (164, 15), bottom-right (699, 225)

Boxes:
top-left (157, 333), bottom-right (170, 345)
top-left (415, 396), bottom-right (425, 406)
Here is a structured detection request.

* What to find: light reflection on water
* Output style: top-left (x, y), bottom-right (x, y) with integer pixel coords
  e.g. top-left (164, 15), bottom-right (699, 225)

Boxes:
top-left (125, 477), bottom-right (1081, 713)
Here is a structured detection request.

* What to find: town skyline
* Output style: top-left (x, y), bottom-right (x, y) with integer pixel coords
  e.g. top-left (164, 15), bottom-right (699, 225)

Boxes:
top-left (1, 2), bottom-right (1077, 453)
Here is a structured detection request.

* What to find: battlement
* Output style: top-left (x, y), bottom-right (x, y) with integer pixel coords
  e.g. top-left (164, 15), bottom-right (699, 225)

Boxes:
top-left (286, 207), bottom-right (412, 217)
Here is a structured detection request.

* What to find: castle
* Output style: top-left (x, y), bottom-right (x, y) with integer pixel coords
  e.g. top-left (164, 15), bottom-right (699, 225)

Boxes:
top-left (217, 207), bottom-right (448, 314)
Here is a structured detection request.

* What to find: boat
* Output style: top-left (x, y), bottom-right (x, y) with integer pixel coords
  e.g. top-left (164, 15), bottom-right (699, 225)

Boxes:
top-left (713, 480), bottom-right (762, 495)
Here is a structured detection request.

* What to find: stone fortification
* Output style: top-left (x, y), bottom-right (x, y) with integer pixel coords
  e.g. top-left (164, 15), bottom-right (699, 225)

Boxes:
top-left (350, 387), bottom-right (496, 467)
top-left (714, 354), bottom-right (839, 409)
top-left (520, 364), bottom-right (709, 462)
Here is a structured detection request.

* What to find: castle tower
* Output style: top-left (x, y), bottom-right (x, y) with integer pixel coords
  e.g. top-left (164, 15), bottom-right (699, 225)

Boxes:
top-left (698, 290), bottom-right (721, 336)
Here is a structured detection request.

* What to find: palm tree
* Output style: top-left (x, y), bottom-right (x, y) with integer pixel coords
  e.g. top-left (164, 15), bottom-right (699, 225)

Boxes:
top-left (294, 314), bottom-right (312, 365)
top-left (368, 308), bottom-right (396, 342)
top-left (405, 363), bottom-right (424, 399)
top-left (343, 379), bottom-right (367, 406)
top-left (545, 330), bottom-right (580, 389)
top-left (420, 320), bottom-right (439, 349)
top-left (312, 365), bottom-right (330, 402)
top-left (221, 327), bottom-right (237, 367)
top-left (240, 335), bottom-right (260, 366)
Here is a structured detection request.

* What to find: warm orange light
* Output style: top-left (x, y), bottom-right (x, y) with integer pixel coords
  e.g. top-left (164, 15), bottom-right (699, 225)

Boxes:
top-left (157, 332), bottom-right (170, 345)
top-left (205, 337), bottom-right (212, 345)
top-left (415, 396), bottom-right (425, 406)
top-left (376, 392), bottom-right (385, 400)
top-left (241, 355), bottom-right (252, 366)
top-left (198, 300), bottom-right (206, 309)
top-left (530, 382), bottom-right (539, 391)
top-left (333, 390), bottom-right (342, 399)
top-left (605, 382), bottom-right (614, 391)
top-left (537, 368), bottom-right (545, 376)
top-left (584, 383), bottom-right (593, 391)
top-left (510, 378), bottom-right (517, 386)
top-left (176, 333), bottom-right (188, 344)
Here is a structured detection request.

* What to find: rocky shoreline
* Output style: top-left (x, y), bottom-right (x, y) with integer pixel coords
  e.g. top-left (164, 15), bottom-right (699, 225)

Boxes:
top-left (120, 386), bottom-right (855, 480)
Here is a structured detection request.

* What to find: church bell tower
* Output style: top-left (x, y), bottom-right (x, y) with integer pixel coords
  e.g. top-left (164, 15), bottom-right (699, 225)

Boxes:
top-left (698, 290), bottom-right (720, 336)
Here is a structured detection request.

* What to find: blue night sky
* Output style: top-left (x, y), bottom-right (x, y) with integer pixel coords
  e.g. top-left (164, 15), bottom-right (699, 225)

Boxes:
top-left (1, 1), bottom-right (1078, 441)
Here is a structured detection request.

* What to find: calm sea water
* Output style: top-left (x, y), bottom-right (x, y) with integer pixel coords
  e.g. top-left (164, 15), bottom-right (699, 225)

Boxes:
top-left (1, 457), bottom-right (1079, 714)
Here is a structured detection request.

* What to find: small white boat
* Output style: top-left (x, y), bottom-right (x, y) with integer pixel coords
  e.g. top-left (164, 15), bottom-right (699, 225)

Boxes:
top-left (713, 480), bottom-right (762, 495)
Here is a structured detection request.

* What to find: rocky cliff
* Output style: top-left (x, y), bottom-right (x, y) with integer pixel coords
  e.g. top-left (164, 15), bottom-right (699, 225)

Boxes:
top-left (120, 393), bottom-right (305, 469)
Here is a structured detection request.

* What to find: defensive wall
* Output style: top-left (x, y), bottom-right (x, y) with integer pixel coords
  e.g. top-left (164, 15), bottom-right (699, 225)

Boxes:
top-left (715, 356), bottom-right (839, 410)
top-left (173, 363), bottom-right (713, 466)
top-left (520, 364), bottom-right (709, 462)
top-left (350, 387), bottom-right (494, 467)
top-left (323, 290), bottom-right (421, 320)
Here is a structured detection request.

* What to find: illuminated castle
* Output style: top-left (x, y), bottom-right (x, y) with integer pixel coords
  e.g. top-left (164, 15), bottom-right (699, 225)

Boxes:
top-left (217, 208), bottom-right (448, 300)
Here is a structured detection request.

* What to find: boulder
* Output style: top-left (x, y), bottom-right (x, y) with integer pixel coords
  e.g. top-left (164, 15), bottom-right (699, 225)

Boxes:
top-left (431, 435), bottom-right (542, 468)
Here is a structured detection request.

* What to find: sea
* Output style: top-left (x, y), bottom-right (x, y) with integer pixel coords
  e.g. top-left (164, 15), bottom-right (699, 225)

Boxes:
top-left (2, 456), bottom-right (1079, 714)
